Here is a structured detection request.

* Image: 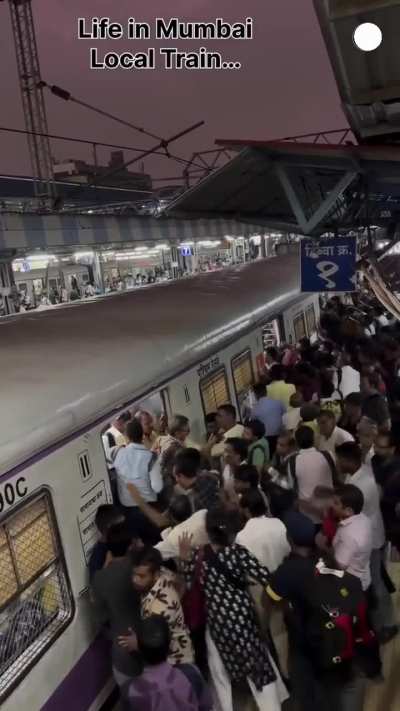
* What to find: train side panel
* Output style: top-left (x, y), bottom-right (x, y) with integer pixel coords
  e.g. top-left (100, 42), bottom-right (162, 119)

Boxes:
top-left (0, 433), bottom-right (113, 710)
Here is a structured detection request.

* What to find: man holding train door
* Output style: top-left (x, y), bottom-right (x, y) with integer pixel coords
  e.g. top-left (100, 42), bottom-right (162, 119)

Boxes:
top-left (114, 419), bottom-right (163, 545)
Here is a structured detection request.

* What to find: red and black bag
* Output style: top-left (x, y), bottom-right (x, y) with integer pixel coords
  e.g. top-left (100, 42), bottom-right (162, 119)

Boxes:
top-left (302, 561), bottom-right (377, 672)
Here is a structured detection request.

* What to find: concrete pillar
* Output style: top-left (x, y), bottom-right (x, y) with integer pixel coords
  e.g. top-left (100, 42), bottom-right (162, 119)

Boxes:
top-left (170, 245), bottom-right (180, 279)
top-left (0, 251), bottom-right (17, 315)
top-left (260, 234), bottom-right (267, 258)
top-left (191, 242), bottom-right (199, 273)
top-left (92, 251), bottom-right (104, 293)
top-left (170, 244), bottom-right (188, 278)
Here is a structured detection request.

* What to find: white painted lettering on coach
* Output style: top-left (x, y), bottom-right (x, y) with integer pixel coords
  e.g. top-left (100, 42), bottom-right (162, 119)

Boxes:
top-left (0, 475), bottom-right (28, 515)
top-left (77, 480), bottom-right (109, 563)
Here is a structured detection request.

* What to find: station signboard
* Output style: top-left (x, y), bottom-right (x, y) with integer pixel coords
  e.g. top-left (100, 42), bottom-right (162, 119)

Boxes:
top-left (180, 246), bottom-right (192, 257)
top-left (300, 236), bottom-right (357, 293)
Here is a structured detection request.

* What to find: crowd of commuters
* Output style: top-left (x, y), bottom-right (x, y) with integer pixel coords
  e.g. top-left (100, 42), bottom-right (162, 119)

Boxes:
top-left (89, 292), bottom-right (400, 711)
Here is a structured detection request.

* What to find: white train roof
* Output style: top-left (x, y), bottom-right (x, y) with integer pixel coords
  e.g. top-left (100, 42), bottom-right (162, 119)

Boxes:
top-left (0, 255), bottom-right (300, 474)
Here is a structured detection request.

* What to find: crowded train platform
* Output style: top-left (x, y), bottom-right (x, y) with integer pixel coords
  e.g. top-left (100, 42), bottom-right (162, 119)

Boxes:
top-left (3, 1), bottom-right (400, 709)
top-left (79, 285), bottom-right (400, 710)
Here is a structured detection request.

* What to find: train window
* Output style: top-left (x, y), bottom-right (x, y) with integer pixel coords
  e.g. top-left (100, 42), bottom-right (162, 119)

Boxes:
top-left (294, 313), bottom-right (307, 342)
top-left (231, 350), bottom-right (254, 417)
top-left (200, 367), bottom-right (231, 415)
top-left (0, 491), bottom-right (73, 702)
top-left (306, 304), bottom-right (317, 336)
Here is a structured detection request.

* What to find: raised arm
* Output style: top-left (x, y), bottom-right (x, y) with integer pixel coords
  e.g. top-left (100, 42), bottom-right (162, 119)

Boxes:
top-left (127, 482), bottom-right (169, 529)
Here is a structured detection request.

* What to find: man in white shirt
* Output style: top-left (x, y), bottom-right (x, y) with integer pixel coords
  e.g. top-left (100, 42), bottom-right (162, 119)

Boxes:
top-left (114, 419), bottom-right (163, 544)
top-left (222, 438), bottom-right (248, 489)
top-left (282, 392), bottom-right (303, 433)
top-left (293, 426), bottom-right (335, 501)
top-left (156, 501), bottom-right (208, 560)
top-left (209, 404), bottom-right (244, 459)
top-left (102, 411), bottom-right (132, 465)
top-left (237, 489), bottom-right (290, 571)
top-left (332, 484), bottom-right (373, 591)
top-left (356, 417), bottom-right (377, 465)
top-left (336, 442), bottom-right (397, 640)
top-left (317, 409), bottom-right (354, 460)
top-left (333, 353), bottom-right (360, 399)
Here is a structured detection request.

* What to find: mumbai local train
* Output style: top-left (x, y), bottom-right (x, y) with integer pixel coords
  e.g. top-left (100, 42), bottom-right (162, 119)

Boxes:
top-left (0, 253), bottom-right (319, 710)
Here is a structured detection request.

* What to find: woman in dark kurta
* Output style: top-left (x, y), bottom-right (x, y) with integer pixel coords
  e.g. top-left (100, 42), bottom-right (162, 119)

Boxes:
top-left (180, 506), bottom-right (287, 711)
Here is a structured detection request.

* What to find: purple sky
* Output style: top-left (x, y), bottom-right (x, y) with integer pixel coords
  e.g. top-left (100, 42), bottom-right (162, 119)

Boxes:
top-left (0, 0), bottom-right (345, 182)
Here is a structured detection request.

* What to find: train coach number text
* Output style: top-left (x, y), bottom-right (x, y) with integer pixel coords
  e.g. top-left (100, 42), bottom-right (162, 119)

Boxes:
top-left (0, 477), bottom-right (28, 513)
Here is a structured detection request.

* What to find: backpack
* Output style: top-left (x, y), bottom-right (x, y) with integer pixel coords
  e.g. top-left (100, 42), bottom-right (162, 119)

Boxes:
top-left (289, 449), bottom-right (339, 491)
top-left (302, 560), bottom-right (376, 673)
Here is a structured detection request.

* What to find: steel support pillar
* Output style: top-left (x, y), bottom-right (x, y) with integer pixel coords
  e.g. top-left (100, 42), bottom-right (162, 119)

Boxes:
top-left (170, 245), bottom-right (185, 279)
top-left (275, 163), bottom-right (358, 235)
top-left (92, 251), bottom-right (104, 293)
top-left (0, 251), bottom-right (17, 315)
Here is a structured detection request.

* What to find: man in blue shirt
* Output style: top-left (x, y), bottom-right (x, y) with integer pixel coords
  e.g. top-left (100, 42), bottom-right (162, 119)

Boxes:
top-left (251, 382), bottom-right (286, 455)
top-left (114, 419), bottom-right (163, 544)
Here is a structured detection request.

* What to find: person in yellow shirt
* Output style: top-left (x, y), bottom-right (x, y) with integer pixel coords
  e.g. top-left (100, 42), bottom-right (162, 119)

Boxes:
top-left (267, 365), bottom-right (296, 409)
top-left (298, 404), bottom-right (320, 447)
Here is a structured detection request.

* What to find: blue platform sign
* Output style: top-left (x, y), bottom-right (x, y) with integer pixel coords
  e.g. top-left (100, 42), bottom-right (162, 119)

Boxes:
top-left (300, 237), bottom-right (357, 293)
top-left (180, 246), bottom-right (192, 257)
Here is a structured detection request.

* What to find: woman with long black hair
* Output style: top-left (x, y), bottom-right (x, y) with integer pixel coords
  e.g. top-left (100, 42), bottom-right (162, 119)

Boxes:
top-left (179, 505), bottom-right (288, 711)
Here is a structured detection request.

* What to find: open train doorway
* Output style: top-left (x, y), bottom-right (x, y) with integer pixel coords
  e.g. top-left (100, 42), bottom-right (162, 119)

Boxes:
top-left (100, 388), bottom-right (170, 502)
top-left (262, 318), bottom-right (282, 350)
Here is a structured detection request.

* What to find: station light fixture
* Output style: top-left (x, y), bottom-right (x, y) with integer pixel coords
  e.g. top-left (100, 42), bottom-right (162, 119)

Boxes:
top-left (74, 251), bottom-right (94, 260)
top-left (353, 22), bottom-right (383, 52)
top-left (198, 240), bottom-right (221, 247)
top-left (26, 253), bottom-right (54, 260)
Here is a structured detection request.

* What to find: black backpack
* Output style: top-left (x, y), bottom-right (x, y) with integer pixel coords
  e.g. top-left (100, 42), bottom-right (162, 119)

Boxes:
top-left (301, 561), bottom-right (376, 673)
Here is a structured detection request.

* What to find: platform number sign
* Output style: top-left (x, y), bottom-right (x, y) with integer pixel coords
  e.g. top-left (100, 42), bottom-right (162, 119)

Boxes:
top-left (78, 451), bottom-right (93, 483)
top-left (300, 237), bottom-right (357, 293)
top-left (180, 246), bottom-right (192, 257)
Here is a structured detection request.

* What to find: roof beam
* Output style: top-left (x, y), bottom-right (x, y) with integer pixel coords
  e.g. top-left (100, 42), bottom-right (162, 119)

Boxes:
top-left (305, 170), bottom-right (358, 233)
top-left (274, 163), bottom-right (309, 233)
top-left (275, 163), bottom-right (358, 235)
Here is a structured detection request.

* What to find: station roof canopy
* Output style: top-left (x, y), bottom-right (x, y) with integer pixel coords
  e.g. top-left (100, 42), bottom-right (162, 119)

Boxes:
top-left (166, 140), bottom-right (400, 235)
top-left (314, 0), bottom-right (400, 143)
